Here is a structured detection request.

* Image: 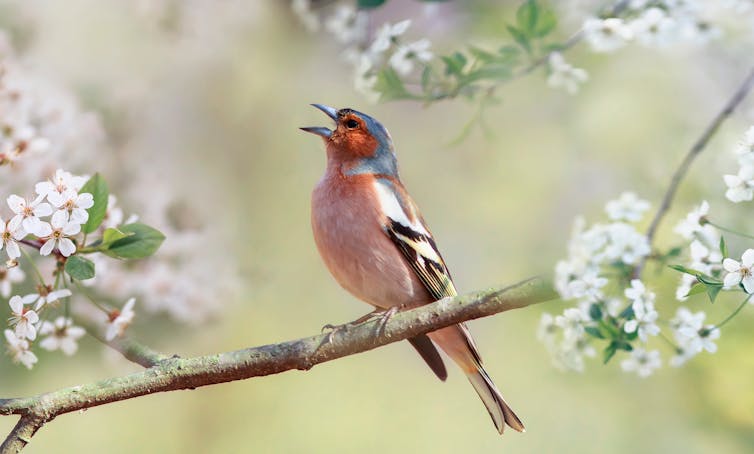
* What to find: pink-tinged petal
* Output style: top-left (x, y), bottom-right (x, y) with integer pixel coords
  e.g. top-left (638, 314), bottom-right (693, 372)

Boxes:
top-left (6, 195), bottom-right (24, 213)
top-left (33, 202), bottom-right (52, 217)
top-left (51, 210), bottom-right (69, 228)
top-left (22, 294), bottom-right (39, 306)
top-left (77, 193), bottom-right (94, 209)
top-left (39, 336), bottom-right (58, 352)
top-left (723, 258), bottom-right (741, 272)
top-left (21, 217), bottom-right (40, 235)
top-left (723, 271), bottom-right (742, 288)
top-left (69, 209), bottom-right (89, 225)
top-left (35, 222), bottom-right (53, 237)
top-left (30, 194), bottom-right (46, 207)
top-left (48, 289), bottom-right (72, 302)
top-left (741, 249), bottom-right (754, 267)
top-left (35, 181), bottom-right (54, 197)
top-left (9, 296), bottom-right (23, 314)
top-left (60, 338), bottom-right (78, 356)
top-left (24, 324), bottom-right (37, 341)
top-left (46, 191), bottom-right (65, 208)
top-left (25, 311), bottom-right (39, 324)
top-left (743, 275), bottom-right (754, 294)
top-left (5, 241), bottom-right (20, 259)
top-left (7, 215), bottom-right (23, 233)
top-left (39, 238), bottom-right (56, 256)
top-left (62, 221), bottom-right (81, 236)
top-left (58, 238), bottom-right (76, 257)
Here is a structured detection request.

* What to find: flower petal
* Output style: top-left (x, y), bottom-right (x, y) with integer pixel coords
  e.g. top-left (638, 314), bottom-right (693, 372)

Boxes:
top-left (58, 238), bottom-right (76, 257)
top-left (40, 238), bottom-right (56, 256)
top-left (741, 249), bottom-right (754, 267)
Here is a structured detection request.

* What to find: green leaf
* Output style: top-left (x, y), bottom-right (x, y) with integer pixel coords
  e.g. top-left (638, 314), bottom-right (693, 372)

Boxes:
top-left (103, 223), bottom-right (165, 259)
top-left (584, 326), bottom-right (605, 339)
top-left (668, 264), bottom-right (704, 276)
top-left (719, 235), bottom-right (729, 258)
top-left (65, 255), bottom-right (95, 280)
top-left (516, 0), bottom-right (538, 35)
top-left (374, 67), bottom-right (409, 101)
top-left (685, 282), bottom-right (707, 297)
top-left (420, 66), bottom-right (431, 92)
top-left (532, 5), bottom-right (557, 37)
top-left (603, 344), bottom-right (617, 364)
top-left (588, 303), bottom-right (603, 321)
top-left (80, 173), bottom-right (109, 234)
top-left (357, 0), bottom-right (386, 9)
top-left (698, 274), bottom-right (723, 286)
top-left (705, 283), bottom-right (723, 303)
top-left (506, 25), bottom-right (531, 53)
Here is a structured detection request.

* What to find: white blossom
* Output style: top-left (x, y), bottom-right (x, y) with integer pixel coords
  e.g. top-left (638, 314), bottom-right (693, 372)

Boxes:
top-left (389, 39), bottom-right (433, 76)
top-left (35, 169), bottom-right (87, 199)
top-left (31, 288), bottom-right (72, 311)
top-left (537, 313), bottom-right (558, 347)
top-left (324, 4), bottom-right (368, 45)
top-left (0, 266), bottom-right (24, 298)
top-left (106, 297), bottom-right (136, 341)
top-left (583, 17), bottom-right (634, 52)
top-left (567, 270), bottom-right (608, 302)
top-left (39, 317), bottom-right (86, 355)
top-left (36, 210), bottom-right (80, 257)
top-left (353, 54), bottom-right (380, 104)
top-left (47, 189), bottom-right (94, 225)
top-left (722, 249), bottom-right (754, 293)
top-left (4, 329), bottom-right (37, 369)
top-left (0, 216), bottom-right (25, 260)
top-left (605, 192), bottom-right (650, 222)
top-left (370, 20), bottom-right (412, 54)
top-left (674, 200), bottom-right (710, 239)
top-left (631, 7), bottom-right (679, 48)
top-left (8, 294), bottom-right (40, 340)
top-left (723, 165), bottom-right (754, 202)
top-left (621, 348), bottom-right (661, 377)
top-left (547, 53), bottom-right (588, 94)
top-left (7, 194), bottom-right (52, 234)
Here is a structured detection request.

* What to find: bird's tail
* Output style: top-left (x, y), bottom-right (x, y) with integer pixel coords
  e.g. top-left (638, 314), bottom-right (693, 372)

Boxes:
top-left (466, 366), bottom-right (525, 434)
top-left (427, 324), bottom-right (524, 434)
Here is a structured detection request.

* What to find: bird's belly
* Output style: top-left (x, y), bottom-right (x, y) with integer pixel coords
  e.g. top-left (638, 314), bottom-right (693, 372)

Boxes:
top-left (312, 182), bottom-right (431, 309)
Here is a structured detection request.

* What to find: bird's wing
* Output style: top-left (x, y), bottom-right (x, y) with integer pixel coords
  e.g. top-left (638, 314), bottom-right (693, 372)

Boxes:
top-left (384, 217), bottom-right (458, 300)
top-left (373, 179), bottom-right (457, 300)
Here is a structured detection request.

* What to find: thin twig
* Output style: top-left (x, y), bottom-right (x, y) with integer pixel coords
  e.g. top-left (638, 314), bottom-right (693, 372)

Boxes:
top-left (0, 277), bottom-right (556, 451)
top-left (636, 65), bottom-right (754, 277)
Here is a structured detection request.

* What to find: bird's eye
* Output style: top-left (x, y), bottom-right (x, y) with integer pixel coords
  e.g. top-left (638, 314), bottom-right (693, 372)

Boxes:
top-left (345, 119), bottom-right (359, 129)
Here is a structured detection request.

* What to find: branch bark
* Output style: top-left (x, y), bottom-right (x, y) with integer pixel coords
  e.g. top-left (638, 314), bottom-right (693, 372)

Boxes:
top-left (0, 276), bottom-right (556, 453)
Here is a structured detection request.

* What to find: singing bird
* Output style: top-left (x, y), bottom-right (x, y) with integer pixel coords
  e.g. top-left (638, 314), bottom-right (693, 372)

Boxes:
top-left (301, 104), bottom-right (524, 434)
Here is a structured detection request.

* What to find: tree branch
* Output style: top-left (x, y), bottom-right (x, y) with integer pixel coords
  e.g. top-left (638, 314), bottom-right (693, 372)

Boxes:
top-left (636, 64), bottom-right (754, 277)
top-left (0, 276), bottom-right (556, 452)
top-left (0, 414), bottom-right (45, 454)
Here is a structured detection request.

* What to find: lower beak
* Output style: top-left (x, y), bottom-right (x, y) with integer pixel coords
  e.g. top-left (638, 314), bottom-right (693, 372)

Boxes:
top-left (300, 104), bottom-right (339, 139)
top-left (300, 126), bottom-right (332, 139)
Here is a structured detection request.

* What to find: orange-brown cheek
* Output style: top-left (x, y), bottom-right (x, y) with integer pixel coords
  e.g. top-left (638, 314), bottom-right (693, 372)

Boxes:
top-left (344, 131), bottom-right (379, 157)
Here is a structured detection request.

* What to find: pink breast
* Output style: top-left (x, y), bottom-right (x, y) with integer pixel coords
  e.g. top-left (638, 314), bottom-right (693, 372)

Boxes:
top-left (311, 175), bottom-right (431, 309)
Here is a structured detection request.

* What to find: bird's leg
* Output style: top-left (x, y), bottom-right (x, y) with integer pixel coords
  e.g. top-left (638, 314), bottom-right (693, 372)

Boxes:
top-left (375, 306), bottom-right (400, 337)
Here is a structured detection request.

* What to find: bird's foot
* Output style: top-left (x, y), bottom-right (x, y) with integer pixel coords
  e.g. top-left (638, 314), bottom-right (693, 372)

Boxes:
top-left (375, 306), bottom-right (400, 337)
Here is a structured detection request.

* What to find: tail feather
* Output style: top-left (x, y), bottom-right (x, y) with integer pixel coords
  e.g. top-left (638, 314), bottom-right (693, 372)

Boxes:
top-left (467, 367), bottom-right (525, 434)
top-left (427, 325), bottom-right (524, 434)
top-left (408, 335), bottom-right (448, 381)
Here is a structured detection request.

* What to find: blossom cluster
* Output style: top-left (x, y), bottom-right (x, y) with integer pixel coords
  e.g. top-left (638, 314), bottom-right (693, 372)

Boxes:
top-left (582, 1), bottom-right (726, 54)
top-left (543, 191), bottom-right (752, 377)
top-left (2, 170), bottom-right (140, 369)
top-left (292, 1), bottom-right (433, 103)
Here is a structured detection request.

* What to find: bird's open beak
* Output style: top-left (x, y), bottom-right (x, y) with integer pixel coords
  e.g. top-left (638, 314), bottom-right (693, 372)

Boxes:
top-left (300, 104), bottom-right (338, 139)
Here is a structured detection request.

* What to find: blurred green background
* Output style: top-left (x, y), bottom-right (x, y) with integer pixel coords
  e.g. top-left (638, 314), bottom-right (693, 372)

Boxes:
top-left (1, 1), bottom-right (753, 453)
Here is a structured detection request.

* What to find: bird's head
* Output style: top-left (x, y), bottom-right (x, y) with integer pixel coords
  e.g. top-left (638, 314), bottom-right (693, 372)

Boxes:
top-left (301, 104), bottom-right (395, 166)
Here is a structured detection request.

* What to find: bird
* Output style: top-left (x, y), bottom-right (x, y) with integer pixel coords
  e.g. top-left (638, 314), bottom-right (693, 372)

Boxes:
top-left (301, 104), bottom-right (524, 434)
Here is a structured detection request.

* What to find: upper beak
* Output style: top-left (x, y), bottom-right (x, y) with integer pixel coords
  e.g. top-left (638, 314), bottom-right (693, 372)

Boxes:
top-left (300, 104), bottom-right (338, 139)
